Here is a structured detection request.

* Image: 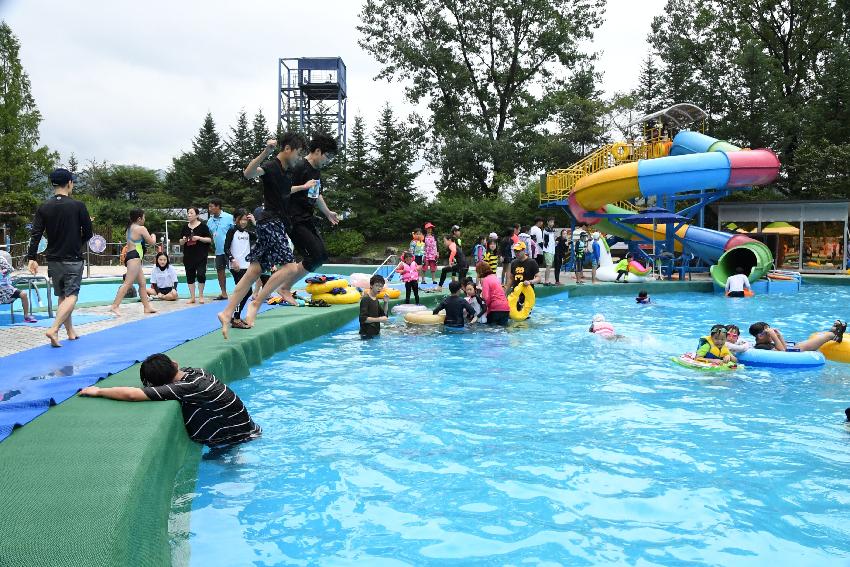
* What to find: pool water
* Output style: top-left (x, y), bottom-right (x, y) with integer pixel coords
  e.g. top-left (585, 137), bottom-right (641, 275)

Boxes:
top-left (65, 270), bottom-right (363, 305)
top-left (179, 287), bottom-right (850, 566)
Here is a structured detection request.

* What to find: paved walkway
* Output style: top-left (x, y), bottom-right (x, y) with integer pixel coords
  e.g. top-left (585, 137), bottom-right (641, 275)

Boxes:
top-left (0, 295), bottom-right (228, 357)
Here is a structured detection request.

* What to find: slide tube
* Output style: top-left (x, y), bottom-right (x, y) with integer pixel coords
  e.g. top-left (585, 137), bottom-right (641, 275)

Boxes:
top-left (568, 131), bottom-right (780, 286)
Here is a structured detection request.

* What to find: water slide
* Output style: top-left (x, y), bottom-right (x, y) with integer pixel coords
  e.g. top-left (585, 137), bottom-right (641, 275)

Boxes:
top-left (568, 131), bottom-right (780, 285)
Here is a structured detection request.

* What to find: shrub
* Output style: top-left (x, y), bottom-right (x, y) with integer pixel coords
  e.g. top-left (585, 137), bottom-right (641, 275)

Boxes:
top-left (324, 229), bottom-right (366, 257)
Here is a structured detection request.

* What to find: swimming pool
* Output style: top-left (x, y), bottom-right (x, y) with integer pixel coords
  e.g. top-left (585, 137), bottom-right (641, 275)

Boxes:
top-left (58, 266), bottom-right (377, 305)
top-left (177, 287), bottom-right (850, 565)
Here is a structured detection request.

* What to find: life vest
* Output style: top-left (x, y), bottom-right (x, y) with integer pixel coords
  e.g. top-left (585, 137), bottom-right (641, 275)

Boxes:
top-left (592, 321), bottom-right (615, 337)
top-left (697, 336), bottom-right (731, 360)
top-left (615, 258), bottom-right (629, 271)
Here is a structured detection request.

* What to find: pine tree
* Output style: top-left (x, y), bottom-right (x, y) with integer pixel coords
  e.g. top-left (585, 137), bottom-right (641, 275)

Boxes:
top-left (371, 104), bottom-right (418, 215)
top-left (635, 55), bottom-right (661, 115)
top-left (332, 114), bottom-right (370, 227)
top-left (0, 21), bottom-right (56, 234)
top-left (165, 113), bottom-right (230, 206)
top-left (225, 110), bottom-right (255, 174)
top-left (251, 110), bottom-right (272, 154)
top-left (67, 153), bottom-right (79, 173)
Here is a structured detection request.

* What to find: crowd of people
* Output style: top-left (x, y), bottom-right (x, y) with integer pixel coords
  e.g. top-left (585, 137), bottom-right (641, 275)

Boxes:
top-left (23, 132), bottom-right (340, 346)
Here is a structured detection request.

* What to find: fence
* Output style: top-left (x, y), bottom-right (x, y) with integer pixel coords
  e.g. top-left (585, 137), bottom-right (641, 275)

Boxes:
top-left (2, 240), bottom-right (183, 271)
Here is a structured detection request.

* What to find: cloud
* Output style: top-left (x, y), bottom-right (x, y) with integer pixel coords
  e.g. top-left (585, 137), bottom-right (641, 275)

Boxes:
top-left (3, 0), bottom-right (666, 189)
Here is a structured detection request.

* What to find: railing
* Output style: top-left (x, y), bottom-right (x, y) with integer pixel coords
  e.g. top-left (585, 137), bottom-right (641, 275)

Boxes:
top-left (372, 254), bottom-right (399, 283)
top-left (540, 139), bottom-right (673, 204)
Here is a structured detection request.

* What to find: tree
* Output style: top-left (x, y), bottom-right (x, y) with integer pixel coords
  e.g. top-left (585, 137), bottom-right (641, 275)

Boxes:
top-left (224, 109), bottom-right (255, 175)
top-left (251, 110), bottom-right (273, 153)
top-left (97, 165), bottom-right (163, 202)
top-left (67, 153), bottom-right (79, 174)
top-left (165, 112), bottom-right (229, 206)
top-left (371, 104), bottom-right (419, 210)
top-left (0, 21), bottom-right (56, 234)
top-left (634, 55), bottom-right (661, 115)
top-left (358, 0), bottom-right (606, 197)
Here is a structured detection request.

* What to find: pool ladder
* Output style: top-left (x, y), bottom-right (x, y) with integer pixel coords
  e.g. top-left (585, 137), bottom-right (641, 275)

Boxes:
top-left (372, 254), bottom-right (400, 283)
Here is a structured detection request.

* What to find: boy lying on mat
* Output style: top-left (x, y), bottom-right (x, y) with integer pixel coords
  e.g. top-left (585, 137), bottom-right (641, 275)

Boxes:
top-left (79, 353), bottom-right (261, 448)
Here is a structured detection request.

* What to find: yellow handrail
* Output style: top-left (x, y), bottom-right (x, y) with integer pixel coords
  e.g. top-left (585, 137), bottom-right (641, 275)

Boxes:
top-left (540, 139), bottom-right (670, 205)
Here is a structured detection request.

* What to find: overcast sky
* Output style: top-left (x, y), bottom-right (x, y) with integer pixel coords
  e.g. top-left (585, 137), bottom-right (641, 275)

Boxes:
top-left (2, 0), bottom-right (666, 190)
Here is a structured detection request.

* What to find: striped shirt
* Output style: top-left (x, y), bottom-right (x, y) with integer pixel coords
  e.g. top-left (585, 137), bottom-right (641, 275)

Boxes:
top-left (483, 250), bottom-right (500, 273)
top-left (142, 367), bottom-right (261, 447)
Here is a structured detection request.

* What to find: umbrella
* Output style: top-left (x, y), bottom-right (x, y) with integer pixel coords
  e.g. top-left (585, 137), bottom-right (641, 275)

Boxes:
top-left (621, 207), bottom-right (690, 278)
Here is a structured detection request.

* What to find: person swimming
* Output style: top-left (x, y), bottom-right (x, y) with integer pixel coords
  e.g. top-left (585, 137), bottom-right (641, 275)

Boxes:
top-left (588, 314), bottom-right (619, 339)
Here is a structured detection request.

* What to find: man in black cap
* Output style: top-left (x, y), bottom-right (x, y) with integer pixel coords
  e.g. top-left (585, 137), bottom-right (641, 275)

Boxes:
top-left (27, 168), bottom-right (93, 347)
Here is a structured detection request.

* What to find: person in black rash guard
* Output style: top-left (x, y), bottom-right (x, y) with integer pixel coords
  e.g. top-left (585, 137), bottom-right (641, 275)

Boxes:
top-left (274, 133), bottom-right (340, 300)
top-left (433, 280), bottom-right (477, 328)
top-left (217, 132), bottom-right (310, 338)
top-left (79, 353), bottom-right (261, 448)
top-left (508, 241), bottom-right (541, 293)
top-left (27, 168), bottom-right (93, 348)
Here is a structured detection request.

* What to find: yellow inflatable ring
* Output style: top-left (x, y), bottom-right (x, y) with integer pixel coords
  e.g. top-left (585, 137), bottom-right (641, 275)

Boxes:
top-left (404, 311), bottom-right (445, 325)
top-left (611, 142), bottom-right (631, 162)
top-left (305, 279), bottom-right (349, 295)
top-left (311, 286), bottom-right (361, 305)
top-left (377, 288), bottom-right (401, 299)
top-left (508, 285), bottom-right (536, 321)
top-left (813, 333), bottom-right (850, 364)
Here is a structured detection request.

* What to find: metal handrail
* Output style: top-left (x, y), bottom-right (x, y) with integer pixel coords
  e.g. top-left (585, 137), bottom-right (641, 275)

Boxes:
top-left (372, 254), bottom-right (399, 282)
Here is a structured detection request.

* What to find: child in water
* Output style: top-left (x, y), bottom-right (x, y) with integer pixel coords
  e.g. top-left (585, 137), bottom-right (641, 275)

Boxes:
top-left (588, 314), bottom-right (620, 339)
top-left (464, 279), bottom-right (487, 324)
top-left (433, 280), bottom-right (477, 329)
top-left (695, 325), bottom-right (736, 363)
top-left (635, 290), bottom-right (651, 304)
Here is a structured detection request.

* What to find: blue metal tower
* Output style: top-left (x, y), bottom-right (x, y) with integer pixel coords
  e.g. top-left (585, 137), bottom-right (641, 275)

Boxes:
top-left (278, 57), bottom-right (347, 145)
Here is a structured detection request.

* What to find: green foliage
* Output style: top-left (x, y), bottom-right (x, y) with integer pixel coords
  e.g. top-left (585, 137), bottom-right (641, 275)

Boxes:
top-left (324, 229), bottom-right (367, 257)
top-left (95, 165), bottom-right (163, 201)
top-left (645, 0), bottom-right (850, 198)
top-left (358, 0), bottom-right (607, 197)
top-left (0, 21), bottom-right (57, 233)
top-left (165, 112), bottom-right (229, 206)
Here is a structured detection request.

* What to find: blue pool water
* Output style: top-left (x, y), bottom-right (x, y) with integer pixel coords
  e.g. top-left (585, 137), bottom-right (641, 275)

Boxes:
top-left (180, 287), bottom-right (850, 566)
top-left (61, 270), bottom-right (363, 305)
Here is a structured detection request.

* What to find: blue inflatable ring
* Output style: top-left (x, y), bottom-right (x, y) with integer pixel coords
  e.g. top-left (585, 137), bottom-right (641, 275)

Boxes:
top-left (737, 348), bottom-right (826, 369)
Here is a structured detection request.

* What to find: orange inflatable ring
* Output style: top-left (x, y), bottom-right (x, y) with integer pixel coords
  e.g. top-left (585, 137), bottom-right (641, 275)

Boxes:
top-left (377, 288), bottom-right (401, 299)
top-left (726, 289), bottom-right (755, 297)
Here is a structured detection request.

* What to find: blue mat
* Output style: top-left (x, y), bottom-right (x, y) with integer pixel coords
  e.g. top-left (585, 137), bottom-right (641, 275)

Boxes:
top-left (0, 302), bottom-right (274, 442)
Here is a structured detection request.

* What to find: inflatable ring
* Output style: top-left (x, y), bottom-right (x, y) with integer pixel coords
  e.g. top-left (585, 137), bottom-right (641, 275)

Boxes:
top-left (508, 285), bottom-right (536, 321)
top-left (737, 348), bottom-right (825, 369)
top-left (310, 286), bottom-right (361, 305)
top-left (305, 279), bottom-right (349, 295)
top-left (349, 273), bottom-right (371, 288)
top-left (404, 311), bottom-right (445, 325)
top-left (725, 289), bottom-right (755, 297)
top-left (377, 288), bottom-right (401, 299)
top-left (766, 274), bottom-right (794, 281)
top-left (611, 142), bottom-right (631, 162)
top-left (812, 333), bottom-right (850, 364)
top-left (392, 304), bottom-right (428, 315)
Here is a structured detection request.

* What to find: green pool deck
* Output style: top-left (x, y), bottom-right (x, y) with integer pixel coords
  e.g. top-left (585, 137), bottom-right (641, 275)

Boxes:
top-left (0, 277), bottom-right (844, 566)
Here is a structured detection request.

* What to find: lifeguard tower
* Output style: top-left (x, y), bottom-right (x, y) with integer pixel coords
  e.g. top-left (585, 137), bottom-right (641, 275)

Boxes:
top-left (278, 57), bottom-right (347, 144)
